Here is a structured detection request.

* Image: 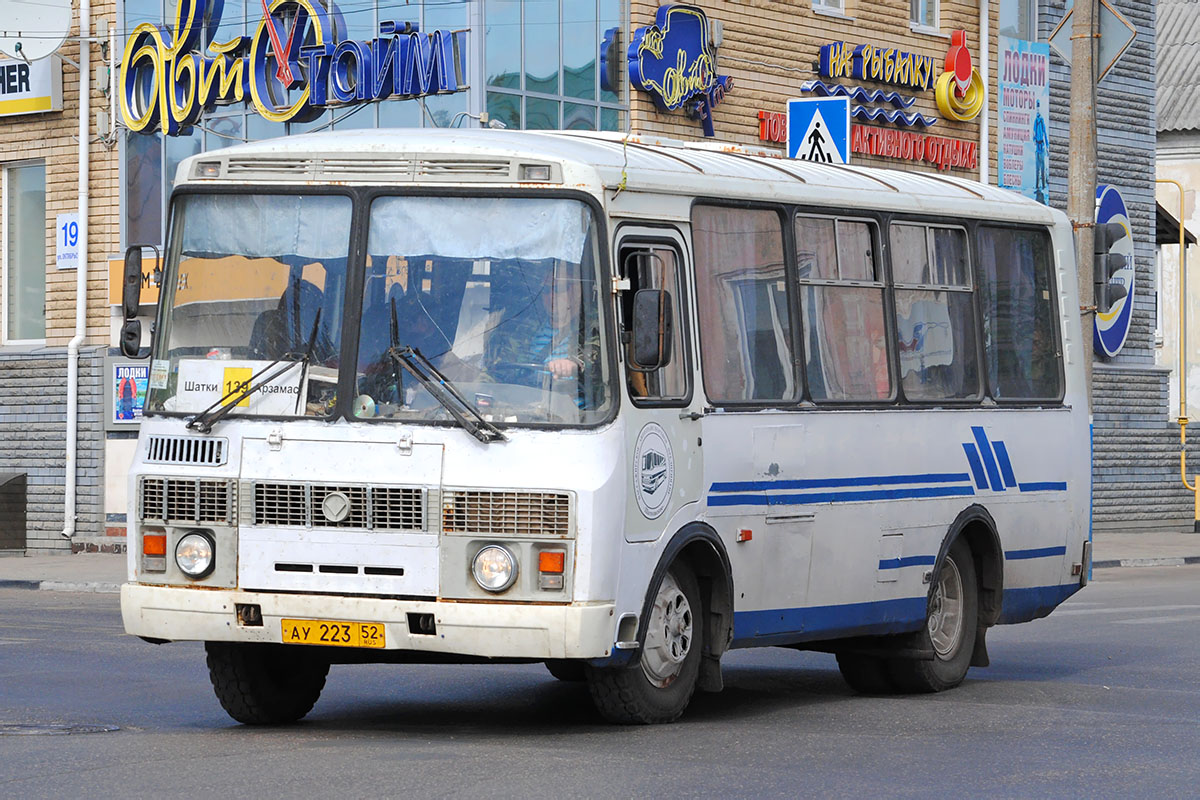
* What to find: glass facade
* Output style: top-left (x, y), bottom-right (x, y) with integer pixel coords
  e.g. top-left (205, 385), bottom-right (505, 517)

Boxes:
top-left (485, 0), bottom-right (625, 131)
top-left (123, 0), bottom-right (631, 247)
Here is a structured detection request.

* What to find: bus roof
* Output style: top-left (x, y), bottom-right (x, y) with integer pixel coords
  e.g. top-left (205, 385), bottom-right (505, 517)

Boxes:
top-left (177, 128), bottom-right (1060, 226)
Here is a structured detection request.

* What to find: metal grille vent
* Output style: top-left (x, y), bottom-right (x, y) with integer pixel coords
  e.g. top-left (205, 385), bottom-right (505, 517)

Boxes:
top-left (145, 435), bottom-right (227, 467)
top-left (442, 490), bottom-right (572, 537)
top-left (254, 483), bottom-right (307, 527)
top-left (223, 157), bottom-right (514, 183)
top-left (139, 478), bottom-right (235, 525)
top-left (371, 487), bottom-right (424, 532)
top-left (251, 482), bottom-right (425, 531)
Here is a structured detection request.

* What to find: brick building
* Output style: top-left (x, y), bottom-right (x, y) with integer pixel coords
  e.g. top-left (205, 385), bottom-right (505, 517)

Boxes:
top-left (0, 0), bottom-right (1169, 552)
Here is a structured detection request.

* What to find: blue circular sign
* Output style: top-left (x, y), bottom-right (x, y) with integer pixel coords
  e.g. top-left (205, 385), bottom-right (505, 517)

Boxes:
top-left (1094, 184), bottom-right (1134, 357)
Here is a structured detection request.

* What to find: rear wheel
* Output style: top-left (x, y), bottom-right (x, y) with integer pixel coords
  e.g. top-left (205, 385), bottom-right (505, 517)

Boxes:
top-left (586, 563), bottom-right (702, 724)
top-left (205, 642), bottom-right (329, 725)
top-left (887, 538), bottom-right (978, 693)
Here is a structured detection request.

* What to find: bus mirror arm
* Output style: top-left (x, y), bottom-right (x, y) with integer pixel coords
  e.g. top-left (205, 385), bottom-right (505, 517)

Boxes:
top-left (120, 244), bottom-right (158, 359)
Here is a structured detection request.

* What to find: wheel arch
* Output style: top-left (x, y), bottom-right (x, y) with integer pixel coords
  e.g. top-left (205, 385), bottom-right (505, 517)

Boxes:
top-left (935, 504), bottom-right (1004, 627)
top-left (935, 505), bottom-right (1004, 668)
top-left (636, 522), bottom-right (734, 692)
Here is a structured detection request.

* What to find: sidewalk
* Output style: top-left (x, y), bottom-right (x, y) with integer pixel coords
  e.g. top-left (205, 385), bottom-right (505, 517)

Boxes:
top-left (2, 530), bottom-right (1199, 594)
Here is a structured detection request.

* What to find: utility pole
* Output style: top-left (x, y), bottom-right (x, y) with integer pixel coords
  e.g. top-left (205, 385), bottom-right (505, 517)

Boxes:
top-left (1068, 0), bottom-right (1098, 411)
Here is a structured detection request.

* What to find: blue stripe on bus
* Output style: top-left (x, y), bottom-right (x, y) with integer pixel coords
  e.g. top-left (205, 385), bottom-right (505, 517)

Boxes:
top-left (998, 582), bottom-right (1081, 624)
top-left (972, 426), bottom-right (1005, 491)
top-left (993, 441), bottom-right (1018, 488)
top-left (1004, 546), bottom-right (1067, 560)
top-left (732, 583), bottom-right (1083, 644)
top-left (732, 596), bottom-right (927, 646)
top-left (707, 484), bottom-right (976, 507)
top-left (1018, 481), bottom-right (1067, 492)
top-left (878, 555), bottom-right (938, 570)
top-left (709, 473), bottom-right (972, 493)
top-left (962, 443), bottom-right (988, 489)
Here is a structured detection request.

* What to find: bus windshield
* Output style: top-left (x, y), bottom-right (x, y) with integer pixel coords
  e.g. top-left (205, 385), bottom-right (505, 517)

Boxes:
top-left (147, 193), bottom-right (352, 419)
top-left (353, 196), bottom-right (612, 426)
top-left (146, 192), bottom-right (612, 427)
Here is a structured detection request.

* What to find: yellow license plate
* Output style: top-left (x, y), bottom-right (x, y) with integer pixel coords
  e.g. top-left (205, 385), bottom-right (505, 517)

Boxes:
top-left (281, 618), bottom-right (386, 649)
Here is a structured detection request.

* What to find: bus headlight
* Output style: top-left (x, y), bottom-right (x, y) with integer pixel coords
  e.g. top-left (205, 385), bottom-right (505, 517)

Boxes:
top-left (176, 531), bottom-right (215, 579)
top-left (472, 545), bottom-right (517, 592)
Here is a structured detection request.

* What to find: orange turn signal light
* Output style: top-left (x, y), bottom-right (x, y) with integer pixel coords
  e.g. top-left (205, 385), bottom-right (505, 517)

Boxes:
top-left (143, 533), bottom-right (167, 556)
top-left (538, 551), bottom-right (565, 574)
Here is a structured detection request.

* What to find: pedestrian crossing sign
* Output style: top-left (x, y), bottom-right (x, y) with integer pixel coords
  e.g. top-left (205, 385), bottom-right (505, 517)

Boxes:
top-left (787, 97), bottom-right (851, 164)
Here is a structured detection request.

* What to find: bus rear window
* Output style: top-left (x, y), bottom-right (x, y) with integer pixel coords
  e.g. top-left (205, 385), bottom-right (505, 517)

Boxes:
top-left (977, 226), bottom-right (1062, 400)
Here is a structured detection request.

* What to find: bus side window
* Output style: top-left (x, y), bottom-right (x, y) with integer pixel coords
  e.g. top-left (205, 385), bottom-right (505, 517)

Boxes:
top-left (692, 205), bottom-right (796, 404)
top-left (796, 215), bottom-right (891, 401)
top-left (619, 245), bottom-right (688, 402)
top-left (889, 223), bottom-right (980, 401)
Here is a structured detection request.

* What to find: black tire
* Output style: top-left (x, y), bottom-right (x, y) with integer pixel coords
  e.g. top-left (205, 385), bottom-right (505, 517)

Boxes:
top-left (586, 563), bottom-right (703, 724)
top-left (836, 652), bottom-right (896, 694)
top-left (544, 659), bottom-right (587, 682)
top-left (205, 642), bottom-right (329, 725)
top-left (887, 538), bottom-right (979, 693)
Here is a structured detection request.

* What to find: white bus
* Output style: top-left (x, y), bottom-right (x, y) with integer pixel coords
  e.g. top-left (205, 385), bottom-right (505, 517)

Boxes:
top-left (120, 129), bottom-right (1091, 725)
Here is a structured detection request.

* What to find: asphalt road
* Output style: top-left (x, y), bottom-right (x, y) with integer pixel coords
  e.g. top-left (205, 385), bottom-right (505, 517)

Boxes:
top-left (1, 567), bottom-right (1197, 798)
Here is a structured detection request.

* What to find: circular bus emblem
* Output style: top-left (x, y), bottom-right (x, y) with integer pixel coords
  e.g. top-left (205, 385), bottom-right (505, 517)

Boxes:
top-left (633, 422), bottom-right (675, 519)
top-left (321, 491), bottom-right (351, 523)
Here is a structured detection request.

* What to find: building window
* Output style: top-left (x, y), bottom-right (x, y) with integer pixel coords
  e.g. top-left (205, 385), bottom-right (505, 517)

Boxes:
top-left (484, 0), bottom-right (627, 132)
top-left (813, 0), bottom-right (845, 14)
top-left (998, 0), bottom-right (1037, 41)
top-left (2, 162), bottom-right (46, 343)
top-left (120, 0), bottom-right (471, 247)
top-left (911, 0), bottom-right (938, 30)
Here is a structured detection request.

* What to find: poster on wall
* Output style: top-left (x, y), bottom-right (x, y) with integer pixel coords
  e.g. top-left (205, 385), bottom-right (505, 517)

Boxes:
top-left (112, 362), bottom-right (149, 425)
top-left (997, 36), bottom-right (1051, 204)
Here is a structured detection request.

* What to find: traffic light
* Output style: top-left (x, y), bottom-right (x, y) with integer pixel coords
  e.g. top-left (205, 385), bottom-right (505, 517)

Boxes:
top-left (1094, 221), bottom-right (1128, 313)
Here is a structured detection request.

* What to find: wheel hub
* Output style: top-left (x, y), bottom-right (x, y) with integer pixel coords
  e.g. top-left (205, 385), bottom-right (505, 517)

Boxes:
top-left (640, 571), bottom-right (694, 688)
top-left (928, 556), bottom-right (964, 658)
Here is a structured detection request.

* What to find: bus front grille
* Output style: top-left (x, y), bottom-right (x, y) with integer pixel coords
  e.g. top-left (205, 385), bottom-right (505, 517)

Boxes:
top-left (441, 490), bottom-right (572, 537)
top-left (139, 477), bottom-right (236, 525)
top-left (248, 482), bottom-right (425, 532)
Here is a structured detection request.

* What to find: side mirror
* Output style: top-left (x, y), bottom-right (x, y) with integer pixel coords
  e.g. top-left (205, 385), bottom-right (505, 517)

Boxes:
top-left (631, 289), bottom-right (673, 371)
top-left (119, 319), bottom-right (143, 358)
top-left (122, 246), bottom-right (143, 320)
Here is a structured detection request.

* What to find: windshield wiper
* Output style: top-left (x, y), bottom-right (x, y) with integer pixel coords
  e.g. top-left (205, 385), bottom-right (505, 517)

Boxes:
top-left (386, 345), bottom-right (506, 444)
top-left (187, 311), bottom-right (322, 433)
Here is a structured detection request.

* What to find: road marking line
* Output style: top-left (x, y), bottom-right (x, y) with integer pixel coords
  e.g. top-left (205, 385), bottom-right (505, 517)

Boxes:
top-left (1053, 604), bottom-right (1200, 616)
top-left (1112, 614), bottom-right (1200, 625)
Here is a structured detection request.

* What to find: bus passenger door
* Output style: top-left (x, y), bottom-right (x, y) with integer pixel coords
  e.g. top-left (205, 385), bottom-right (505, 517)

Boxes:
top-left (615, 228), bottom-right (704, 543)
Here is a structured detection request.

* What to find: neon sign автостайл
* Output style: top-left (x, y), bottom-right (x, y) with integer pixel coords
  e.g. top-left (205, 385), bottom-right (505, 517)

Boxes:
top-left (120, 0), bottom-right (466, 135)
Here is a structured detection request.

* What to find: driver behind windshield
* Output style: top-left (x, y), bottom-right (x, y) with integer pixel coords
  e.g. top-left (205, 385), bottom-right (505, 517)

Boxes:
top-left (484, 264), bottom-right (600, 404)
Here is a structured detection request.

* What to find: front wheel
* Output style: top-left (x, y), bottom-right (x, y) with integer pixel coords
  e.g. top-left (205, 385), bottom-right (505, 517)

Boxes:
top-left (586, 564), bottom-right (703, 724)
top-left (887, 538), bottom-right (979, 693)
top-left (205, 642), bottom-right (329, 725)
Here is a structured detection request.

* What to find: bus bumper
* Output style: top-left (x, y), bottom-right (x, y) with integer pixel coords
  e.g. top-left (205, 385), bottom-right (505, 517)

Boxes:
top-left (121, 583), bottom-right (618, 660)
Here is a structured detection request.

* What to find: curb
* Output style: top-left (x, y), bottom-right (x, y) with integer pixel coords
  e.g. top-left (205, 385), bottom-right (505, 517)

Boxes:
top-left (0, 579), bottom-right (121, 593)
top-left (1092, 556), bottom-right (1200, 569)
